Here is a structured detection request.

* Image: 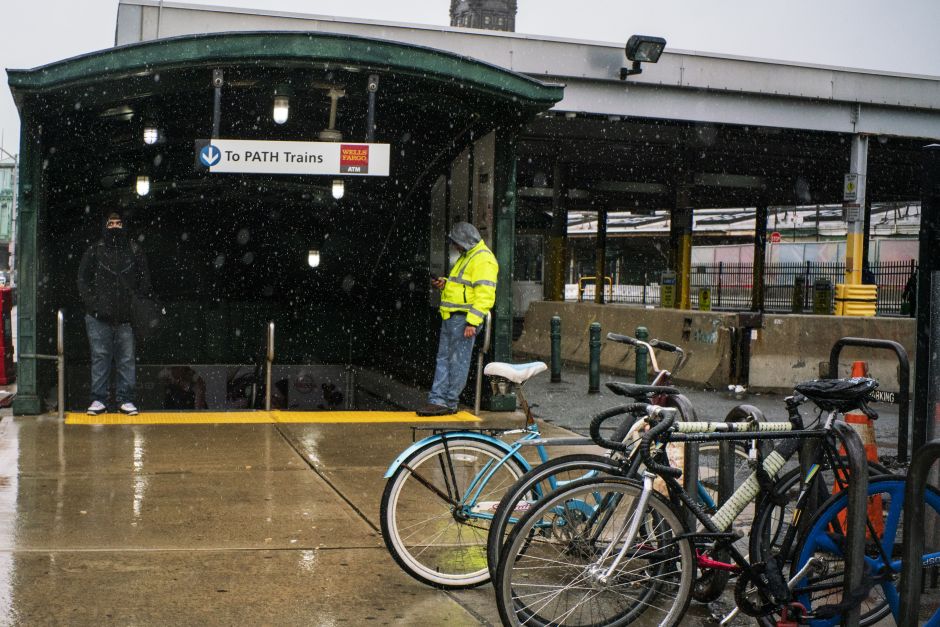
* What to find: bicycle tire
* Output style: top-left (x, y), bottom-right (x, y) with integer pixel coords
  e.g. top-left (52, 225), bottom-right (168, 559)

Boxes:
top-left (495, 476), bottom-right (694, 627)
top-left (380, 436), bottom-right (527, 588)
top-left (790, 476), bottom-right (940, 626)
top-left (485, 453), bottom-right (622, 581)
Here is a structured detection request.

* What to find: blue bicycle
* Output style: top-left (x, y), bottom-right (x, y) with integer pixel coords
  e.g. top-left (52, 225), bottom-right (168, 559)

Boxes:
top-left (380, 360), bottom-right (557, 588)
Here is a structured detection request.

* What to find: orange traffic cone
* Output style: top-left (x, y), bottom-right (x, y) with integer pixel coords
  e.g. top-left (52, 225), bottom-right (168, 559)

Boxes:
top-left (837, 360), bottom-right (884, 536)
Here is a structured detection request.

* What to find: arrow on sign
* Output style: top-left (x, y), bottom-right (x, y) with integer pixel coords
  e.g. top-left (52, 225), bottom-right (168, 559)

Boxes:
top-left (200, 145), bottom-right (222, 167)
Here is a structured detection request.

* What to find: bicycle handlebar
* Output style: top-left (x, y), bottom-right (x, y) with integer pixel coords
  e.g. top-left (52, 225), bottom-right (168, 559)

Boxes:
top-left (589, 404), bottom-right (650, 452)
top-left (606, 332), bottom-right (687, 376)
top-left (606, 332), bottom-right (637, 346)
top-left (650, 339), bottom-right (679, 352)
top-left (640, 410), bottom-right (683, 479)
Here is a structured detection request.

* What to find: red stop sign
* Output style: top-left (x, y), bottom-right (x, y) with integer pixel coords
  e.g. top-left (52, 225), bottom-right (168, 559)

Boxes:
top-left (770, 231), bottom-right (781, 243)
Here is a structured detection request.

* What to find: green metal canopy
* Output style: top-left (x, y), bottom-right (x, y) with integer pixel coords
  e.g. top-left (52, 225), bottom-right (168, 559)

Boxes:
top-left (7, 31), bottom-right (562, 108)
top-left (7, 31), bottom-right (563, 415)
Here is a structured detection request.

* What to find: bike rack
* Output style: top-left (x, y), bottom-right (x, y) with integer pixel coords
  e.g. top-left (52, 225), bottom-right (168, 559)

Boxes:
top-left (473, 312), bottom-right (492, 416)
top-left (21, 309), bottom-right (65, 420)
top-left (831, 420), bottom-right (869, 627)
top-left (898, 438), bottom-right (940, 626)
top-left (828, 336), bottom-right (911, 462)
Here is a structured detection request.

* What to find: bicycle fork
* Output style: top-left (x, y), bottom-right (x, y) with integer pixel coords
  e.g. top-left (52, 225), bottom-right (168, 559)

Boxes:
top-left (588, 472), bottom-right (657, 586)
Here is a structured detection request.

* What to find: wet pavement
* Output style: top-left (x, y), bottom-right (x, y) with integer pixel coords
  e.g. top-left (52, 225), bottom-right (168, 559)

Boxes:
top-left (0, 403), bottom-right (611, 625)
top-left (0, 364), bottom-right (908, 625)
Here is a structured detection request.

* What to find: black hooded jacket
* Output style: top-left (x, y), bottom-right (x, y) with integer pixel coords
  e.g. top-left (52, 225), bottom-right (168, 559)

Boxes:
top-left (77, 225), bottom-right (153, 324)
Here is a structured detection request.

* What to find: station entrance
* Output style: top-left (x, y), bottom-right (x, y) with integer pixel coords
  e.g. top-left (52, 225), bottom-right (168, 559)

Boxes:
top-left (7, 32), bottom-right (562, 414)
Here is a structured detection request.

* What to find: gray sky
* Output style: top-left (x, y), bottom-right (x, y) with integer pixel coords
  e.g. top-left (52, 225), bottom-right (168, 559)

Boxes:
top-left (2, 0), bottom-right (940, 156)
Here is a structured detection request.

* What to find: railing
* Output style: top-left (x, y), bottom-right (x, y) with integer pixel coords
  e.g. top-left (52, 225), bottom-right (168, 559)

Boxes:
top-left (264, 321), bottom-right (274, 411)
top-left (21, 309), bottom-right (65, 419)
top-left (577, 276), bottom-right (613, 302)
top-left (568, 260), bottom-right (917, 315)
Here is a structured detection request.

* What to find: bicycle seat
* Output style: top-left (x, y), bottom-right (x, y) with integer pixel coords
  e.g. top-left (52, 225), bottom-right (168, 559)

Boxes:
top-left (606, 382), bottom-right (680, 399)
top-left (794, 378), bottom-right (878, 414)
top-left (484, 361), bottom-right (548, 384)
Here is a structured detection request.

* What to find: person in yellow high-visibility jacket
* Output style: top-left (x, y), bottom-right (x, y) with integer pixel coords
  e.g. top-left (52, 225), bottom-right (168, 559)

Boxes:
top-left (417, 222), bottom-right (498, 416)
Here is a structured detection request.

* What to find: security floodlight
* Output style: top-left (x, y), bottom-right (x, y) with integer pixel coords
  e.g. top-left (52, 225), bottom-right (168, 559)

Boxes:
top-left (273, 85), bottom-right (292, 124)
top-left (332, 179), bottom-right (345, 200)
top-left (136, 175), bottom-right (151, 196)
top-left (621, 35), bottom-right (667, 79)
top-left (143, 126), bottom-right (159, 145)
top-left (307, 250), bottom-right (321, 268)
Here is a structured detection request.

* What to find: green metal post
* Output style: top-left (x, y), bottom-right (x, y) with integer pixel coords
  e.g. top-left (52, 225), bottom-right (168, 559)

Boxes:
top-left (550, 315), bottom-right (561, 382)
top-left (635, 326), bottom-right (649, 385)
top-left (12, 109), bottom-right (42, 415)
top-left (488, 126), bottom-right (521, 411)
top-left (588, 322), bottom-right (601, 393)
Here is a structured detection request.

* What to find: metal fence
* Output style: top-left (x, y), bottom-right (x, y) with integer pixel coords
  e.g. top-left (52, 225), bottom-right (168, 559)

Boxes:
top-left (569, 260), bottom-right (917, 316)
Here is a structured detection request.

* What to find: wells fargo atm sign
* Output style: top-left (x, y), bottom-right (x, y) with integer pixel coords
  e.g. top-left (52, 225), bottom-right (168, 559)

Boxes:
top-left (199, 139), bottom-right (390, 176)
top-left (340, 144), bottom-right (370, 173)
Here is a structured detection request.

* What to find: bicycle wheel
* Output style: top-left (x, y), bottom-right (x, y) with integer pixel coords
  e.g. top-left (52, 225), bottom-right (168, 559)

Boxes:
top-left (790, 476), bottom-right (940, 627)
top-left (495, 477), bottom-right (694, 627)
top-left (380, 436), bottom-right (527, 588)
top-left (486, 453), bottom-right (622, 581)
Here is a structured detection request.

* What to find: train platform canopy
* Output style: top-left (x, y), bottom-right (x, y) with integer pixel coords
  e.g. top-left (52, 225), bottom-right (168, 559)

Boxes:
top-left (5, 30), bottom-right (563, 414)
top-left (112, 0), bottom-right (940, 212)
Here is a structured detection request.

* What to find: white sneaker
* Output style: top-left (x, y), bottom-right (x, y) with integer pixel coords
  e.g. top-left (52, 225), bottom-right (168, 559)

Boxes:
top-left (87, 401), bottom-right (106, 415)
top-left (119, 402), bottom-right (139, 416)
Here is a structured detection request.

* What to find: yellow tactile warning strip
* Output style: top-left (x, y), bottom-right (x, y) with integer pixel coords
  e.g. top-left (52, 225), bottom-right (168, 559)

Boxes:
top-left (65, 410), bottom-right (481, 425)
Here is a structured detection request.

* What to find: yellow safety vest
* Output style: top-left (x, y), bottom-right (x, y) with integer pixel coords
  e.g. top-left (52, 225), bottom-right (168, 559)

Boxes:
top-left (440, 240), bottom-right (498, 327)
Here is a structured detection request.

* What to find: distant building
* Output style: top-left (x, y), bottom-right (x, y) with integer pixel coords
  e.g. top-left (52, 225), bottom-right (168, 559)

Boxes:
top-left (0, 158), bottom-right (15, 272)
top-left (450, 0), bottom-right (517, 31)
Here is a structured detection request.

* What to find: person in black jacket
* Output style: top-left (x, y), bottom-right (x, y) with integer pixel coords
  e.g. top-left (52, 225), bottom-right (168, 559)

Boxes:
top-left (77, 211), bottom-right (152, 415)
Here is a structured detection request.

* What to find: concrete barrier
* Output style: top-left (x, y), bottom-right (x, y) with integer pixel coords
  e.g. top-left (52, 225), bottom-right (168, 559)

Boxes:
top-left (513, 301), bottom-right (736, 388)
top-left (514, 301), bottom-right (916, 393)
top-left (749, 313), bottom-right (914, 392)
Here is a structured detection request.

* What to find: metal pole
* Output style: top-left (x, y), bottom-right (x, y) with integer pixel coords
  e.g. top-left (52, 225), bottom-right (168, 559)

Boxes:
top-left (594, 209), bottom-right (607, 304)
top-left (474, 312), bottom-right (492, 415)
top-left (211, 70), bottom-right (223, 139)
top-left (550, 316), bottom-right (561, 382)
top-left (899, 439), bottom-right (940, 627)
top-left (588, 322), bottom-right (601, 393)
top-left (634, 326), bottom-right (649, 385)
top-left (366, 74), bottom-right (379, 143)
top-left (831, 420), bottom-right (868, 627)
top-left (264, 322), bottom-right (274, 411)
top-left (57, 310), bottom-right (64, 421)
top-left (844, 134), bottom-right (869, 285)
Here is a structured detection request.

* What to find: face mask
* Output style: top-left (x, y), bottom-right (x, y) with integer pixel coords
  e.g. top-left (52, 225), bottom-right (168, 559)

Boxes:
top-left (448, 247), bottom-right (462, 266)
top-left (104, 228), bottom-right (126, 246)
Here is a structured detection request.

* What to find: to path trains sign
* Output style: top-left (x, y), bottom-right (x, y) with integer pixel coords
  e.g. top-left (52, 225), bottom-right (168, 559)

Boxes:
top-left (196, 139), bottom-right (391, 176)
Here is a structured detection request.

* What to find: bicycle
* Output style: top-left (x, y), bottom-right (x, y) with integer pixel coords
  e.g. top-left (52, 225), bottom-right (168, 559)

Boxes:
top-left (483, 332), bottom-right (756, 595)
top-left (494, 377), bottom-right (885, 626)
top-left (381, 359), bottom-right (614, 589)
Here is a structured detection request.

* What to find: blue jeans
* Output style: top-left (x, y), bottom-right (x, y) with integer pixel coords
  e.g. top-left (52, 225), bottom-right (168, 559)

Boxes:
top-left (85, 314), bottom-right (136, 404)
top-left (428, 314), bottom-right (477, 410)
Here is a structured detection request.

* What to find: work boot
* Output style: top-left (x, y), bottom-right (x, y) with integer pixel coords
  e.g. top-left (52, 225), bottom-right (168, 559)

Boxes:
top-left (87, 400), bottom-right (106, 415)
top-left (416, 403), bottom-right (455, 417)
top-left (119, 402), bottom-right (139, 416)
